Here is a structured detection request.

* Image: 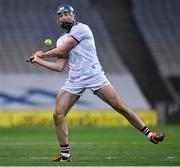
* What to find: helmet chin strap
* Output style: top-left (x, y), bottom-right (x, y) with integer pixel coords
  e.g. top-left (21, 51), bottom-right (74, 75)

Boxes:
top-left (61, 21), bottom-right (74, 33)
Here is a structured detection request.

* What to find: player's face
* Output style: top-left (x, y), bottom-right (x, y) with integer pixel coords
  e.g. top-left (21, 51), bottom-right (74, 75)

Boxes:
top-left (58, 11), bottom-right (74, 25)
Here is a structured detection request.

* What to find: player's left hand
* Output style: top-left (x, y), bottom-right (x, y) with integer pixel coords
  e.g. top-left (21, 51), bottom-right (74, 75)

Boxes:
top-left (31, 55), bottom-right (41, 63)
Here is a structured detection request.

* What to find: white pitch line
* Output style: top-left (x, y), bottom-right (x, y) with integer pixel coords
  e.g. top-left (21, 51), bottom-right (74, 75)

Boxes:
top-left (167, 156), bottom-right (176, 159)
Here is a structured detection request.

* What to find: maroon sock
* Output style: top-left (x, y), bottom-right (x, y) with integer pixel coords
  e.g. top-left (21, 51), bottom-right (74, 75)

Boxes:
top-left (60, 144), bottom-right (70, 154)
top-left (140, 126), bottom-right (151, 136)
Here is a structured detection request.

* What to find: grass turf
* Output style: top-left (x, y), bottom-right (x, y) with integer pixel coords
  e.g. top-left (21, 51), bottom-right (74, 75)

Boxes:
top-left (0, 125), bottom-right (179, 166)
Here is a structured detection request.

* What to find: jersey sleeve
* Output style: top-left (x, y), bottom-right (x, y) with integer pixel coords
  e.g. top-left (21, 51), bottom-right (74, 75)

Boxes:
top-left (69, 23), bottom-right (89, 42)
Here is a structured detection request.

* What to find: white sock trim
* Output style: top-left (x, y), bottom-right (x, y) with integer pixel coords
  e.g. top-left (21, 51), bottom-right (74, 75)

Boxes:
top-left (61, 153), bottom-right (71, 158)
top-left (147, 132), bottom-right (153, 139)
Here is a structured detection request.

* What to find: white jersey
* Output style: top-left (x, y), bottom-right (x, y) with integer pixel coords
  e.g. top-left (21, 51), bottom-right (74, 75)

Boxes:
top-left (56, 22), bottom-right (110, 95)
top-left (56, 22), bottom-right (103, 82)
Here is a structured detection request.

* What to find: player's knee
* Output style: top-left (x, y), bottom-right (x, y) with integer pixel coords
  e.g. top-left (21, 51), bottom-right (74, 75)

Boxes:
top-left (53, 111), bottom-right (65, 123)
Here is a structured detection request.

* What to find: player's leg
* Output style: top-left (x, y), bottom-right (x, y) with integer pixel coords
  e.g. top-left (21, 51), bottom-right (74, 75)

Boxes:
top-left (95, 84), bottom-right (164, 144)
top-left (95, 84), bottom-right (145, 129)
top-left (53, 89), bottom-right (80, 161)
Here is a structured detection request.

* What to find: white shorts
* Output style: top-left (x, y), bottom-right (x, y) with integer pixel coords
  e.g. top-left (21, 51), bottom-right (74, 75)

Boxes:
top-left (62, 72), bottom-right (110, 96)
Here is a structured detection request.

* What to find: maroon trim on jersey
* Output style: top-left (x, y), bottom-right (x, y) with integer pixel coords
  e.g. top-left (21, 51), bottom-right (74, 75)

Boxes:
top-left (70, 35), bottom-right (79, 43)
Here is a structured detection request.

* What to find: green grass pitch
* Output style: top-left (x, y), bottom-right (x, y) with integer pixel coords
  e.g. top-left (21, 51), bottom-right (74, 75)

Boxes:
top-left (0, 125), bottom-right (180, 166)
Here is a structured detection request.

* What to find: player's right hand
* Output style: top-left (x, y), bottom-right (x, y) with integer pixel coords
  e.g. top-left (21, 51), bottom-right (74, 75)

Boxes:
top-left (33, 50), bottom-right (44, 58)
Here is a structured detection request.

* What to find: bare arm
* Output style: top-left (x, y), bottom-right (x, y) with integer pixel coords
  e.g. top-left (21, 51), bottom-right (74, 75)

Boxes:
top-left (33, 36), bottom-right (78, 59)
top-left (32, 55), bottom-right (66, 72)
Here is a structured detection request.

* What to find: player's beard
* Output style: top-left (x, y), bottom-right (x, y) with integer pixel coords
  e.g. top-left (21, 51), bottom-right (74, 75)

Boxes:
top-left (60, 21), bottom-right (74, 32)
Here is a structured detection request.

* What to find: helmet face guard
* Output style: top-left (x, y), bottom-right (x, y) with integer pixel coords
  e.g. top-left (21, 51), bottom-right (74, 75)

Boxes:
top-left (57, 5), bottom-right (75, 31)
